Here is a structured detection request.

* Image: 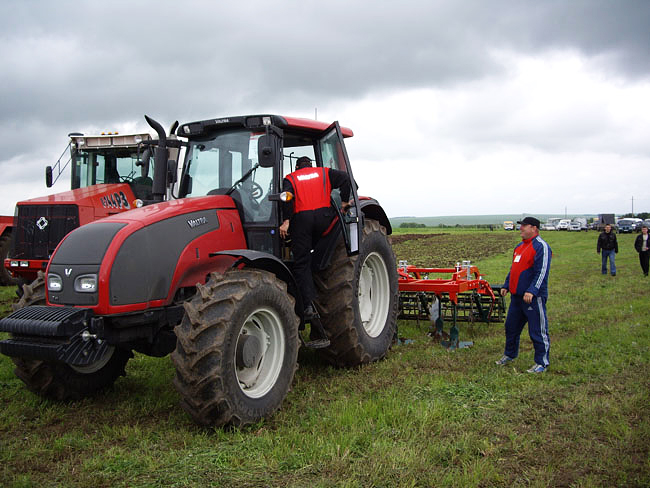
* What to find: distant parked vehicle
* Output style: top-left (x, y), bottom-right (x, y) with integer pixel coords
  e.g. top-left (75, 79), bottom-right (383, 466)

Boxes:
top-left (557, 219), bottom-right (571, 230)
top-left (568, 221), bottom-right (582, 231)
top-left (503, 221), bottom-right (514, 230)
top-left (617, 218), bottom-right (643, 233)
top-left (541, 223), bottom-right (557, 231)
top-left (597, 213), bottom-right (616, 231)
top-left (571, 218), bottom-right (588, 231)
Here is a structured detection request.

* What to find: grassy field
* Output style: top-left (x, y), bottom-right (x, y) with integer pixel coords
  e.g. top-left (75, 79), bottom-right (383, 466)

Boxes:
top-left (0, 229), bottom-right (648, 487)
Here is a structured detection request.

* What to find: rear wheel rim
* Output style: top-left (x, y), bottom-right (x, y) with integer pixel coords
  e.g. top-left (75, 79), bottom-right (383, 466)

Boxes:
top-left (358, 251), bottom-right (390, 338)
top-left (235, 307), bottom-right (285, 399)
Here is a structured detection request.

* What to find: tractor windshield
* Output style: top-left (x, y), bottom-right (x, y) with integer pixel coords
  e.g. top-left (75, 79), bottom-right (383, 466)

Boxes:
top-left (71, 147), bottom-right (147, 189)
top-left (181, 130), bottom-right (274, 223)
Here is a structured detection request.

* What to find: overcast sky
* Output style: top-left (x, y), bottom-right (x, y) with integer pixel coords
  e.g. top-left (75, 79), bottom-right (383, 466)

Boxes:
top-left (1, 0), bottom-right (649, 218)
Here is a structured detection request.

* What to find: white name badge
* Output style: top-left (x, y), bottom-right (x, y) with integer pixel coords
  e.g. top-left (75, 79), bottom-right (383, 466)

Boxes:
top-left (514, 255), bottom-right (521, 262)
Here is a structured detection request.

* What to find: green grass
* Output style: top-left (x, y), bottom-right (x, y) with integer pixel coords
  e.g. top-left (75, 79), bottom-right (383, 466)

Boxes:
top-left (0, 286), bottom-right (15, 317)
top-left (0, 230), bottom-right (648, 487)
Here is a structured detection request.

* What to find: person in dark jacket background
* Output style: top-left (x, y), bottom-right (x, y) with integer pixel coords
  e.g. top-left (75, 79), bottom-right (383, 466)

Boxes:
top-left (634, 225), bottom-right (649, 277)
top-left (597, 224), bottom-right (618, 276)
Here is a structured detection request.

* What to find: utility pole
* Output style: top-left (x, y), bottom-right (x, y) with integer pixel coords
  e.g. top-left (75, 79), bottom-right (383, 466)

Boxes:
top-left (314, 108), bottom-right (318, 121)
top-left (631, 196), bottom-right (634, 216)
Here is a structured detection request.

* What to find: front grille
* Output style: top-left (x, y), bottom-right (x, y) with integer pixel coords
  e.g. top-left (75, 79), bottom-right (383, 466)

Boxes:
top-left (10, 204), bottom-right (79, 260)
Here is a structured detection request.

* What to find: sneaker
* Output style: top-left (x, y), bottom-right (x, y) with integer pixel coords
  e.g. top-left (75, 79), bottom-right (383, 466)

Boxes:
top-left (495, 355), bottom-right (513, 365)
top-left (526, 364), bottom-right (547, 373)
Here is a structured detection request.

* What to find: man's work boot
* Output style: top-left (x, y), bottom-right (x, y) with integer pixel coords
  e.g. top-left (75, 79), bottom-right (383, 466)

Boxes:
top-left (303, 304), bottom-right (330, 349)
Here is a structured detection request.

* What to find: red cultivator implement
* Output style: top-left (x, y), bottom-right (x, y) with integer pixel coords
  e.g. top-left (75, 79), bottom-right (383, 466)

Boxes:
top-left (397, 260), bottom-right (506, 349)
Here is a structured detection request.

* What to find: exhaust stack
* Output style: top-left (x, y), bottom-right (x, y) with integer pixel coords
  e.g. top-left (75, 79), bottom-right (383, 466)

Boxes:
top-left (145, 115), bottom-right (168, 202)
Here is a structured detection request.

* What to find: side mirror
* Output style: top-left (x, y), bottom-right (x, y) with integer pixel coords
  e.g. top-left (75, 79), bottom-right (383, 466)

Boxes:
top-left (136, 148), bottom-right (151, 178)
top-left (45, 166), bottom-right (53, 188)
top-left (258, 134), bottom-right (278, 168)
top-left (179, 173), bottom-right (192, 196)
top-left (167, 159), bottom-right (177, 184)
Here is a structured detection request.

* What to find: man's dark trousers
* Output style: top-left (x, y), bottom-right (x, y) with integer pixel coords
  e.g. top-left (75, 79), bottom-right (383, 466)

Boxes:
top-left (290, 207), bottom-right (336, 305)
top-left (504, 294), bottom-right (550, 367)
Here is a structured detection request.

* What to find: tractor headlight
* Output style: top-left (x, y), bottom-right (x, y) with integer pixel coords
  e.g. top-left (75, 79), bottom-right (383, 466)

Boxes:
top-left (74, 274), bottom-right (98, 293)
top-left (47, 273), bottom-right (63, 292)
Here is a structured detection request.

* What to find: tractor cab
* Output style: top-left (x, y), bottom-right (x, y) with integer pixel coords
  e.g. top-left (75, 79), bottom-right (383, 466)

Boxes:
top-left (65, 133), bottom-right (155, 200)
top-left (175, 115), bottom-right (361, 261)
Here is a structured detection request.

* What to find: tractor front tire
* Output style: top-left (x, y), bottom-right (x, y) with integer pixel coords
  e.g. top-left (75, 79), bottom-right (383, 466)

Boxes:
top-left (171, 269), bottom-right (300, 427)
top-left (13, 271), bottom-right (46, 311)
top-left (12, 348), bottom-right (132, 401)
top-left (314, 218), bottom-right (399, 367)
top-left (10, 271), bottom-right (131, 400)
top-left (0, 234), bottom-right (20, 286)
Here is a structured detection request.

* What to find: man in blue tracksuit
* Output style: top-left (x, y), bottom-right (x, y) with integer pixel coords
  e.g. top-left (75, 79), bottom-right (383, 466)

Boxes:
top-left (495, 216), bottom-right (552, 373)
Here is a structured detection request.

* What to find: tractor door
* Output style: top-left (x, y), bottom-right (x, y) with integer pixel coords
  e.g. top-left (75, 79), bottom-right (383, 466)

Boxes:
top-left (317, 122), bottom-right (361, 255)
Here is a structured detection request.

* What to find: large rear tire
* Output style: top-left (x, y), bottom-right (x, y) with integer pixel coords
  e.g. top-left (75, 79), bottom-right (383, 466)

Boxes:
top-left (171, 269), bottom-right (300, 427)
top-left (0, 234), bottom-right (20, 286)
top-left (10, 271), bottom-right (131, 400)
top-left (314, 218), bottom-right (398, 367)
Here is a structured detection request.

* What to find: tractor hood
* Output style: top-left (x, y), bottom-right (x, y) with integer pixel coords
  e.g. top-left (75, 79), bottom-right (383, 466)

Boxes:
top-left (46, 194), bottom-right (246, 314)
top-left (16, 184), bottom-right (135, 208)
top-left (15, 183), bottom-right (140, 223)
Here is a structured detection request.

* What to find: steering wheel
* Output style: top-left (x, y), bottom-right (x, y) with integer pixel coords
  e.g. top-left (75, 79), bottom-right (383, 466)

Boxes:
top-left (119, 170), bottom-right (136, 183)
top-left (249, 182), bottom-right (263, 200)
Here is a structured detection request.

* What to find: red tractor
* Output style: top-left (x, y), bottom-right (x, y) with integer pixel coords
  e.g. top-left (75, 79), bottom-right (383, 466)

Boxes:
top-left (0, 215), bottom-right (15, 286)
top-left (2, 129), bottom-right (177, 290)
top-left (0, 115), bottom-right (398, 427)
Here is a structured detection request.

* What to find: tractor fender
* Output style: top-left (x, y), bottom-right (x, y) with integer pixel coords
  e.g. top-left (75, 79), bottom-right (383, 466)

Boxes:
top-left (359, 199), bottom-right (392, 235)
top-left (210, 250), bottom-right (305, 321)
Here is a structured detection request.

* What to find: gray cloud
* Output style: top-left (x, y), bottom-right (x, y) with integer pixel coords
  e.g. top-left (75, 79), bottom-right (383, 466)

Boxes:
top-left (1, 0), bottom-right (649, 214)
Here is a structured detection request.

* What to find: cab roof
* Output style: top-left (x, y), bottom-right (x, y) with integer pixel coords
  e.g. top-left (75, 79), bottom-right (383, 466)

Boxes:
top-left (177, 115), bottom-right (353, 139)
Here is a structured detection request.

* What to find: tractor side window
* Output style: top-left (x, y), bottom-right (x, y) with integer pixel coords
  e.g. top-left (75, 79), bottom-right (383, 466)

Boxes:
top-left (73, 151), bottom-right (92, 188)
top-left (282, 147), bottom-right (316, 178)
top-left (318, 128), bottom-right (347, 172)
top-left (318, 129), bottom-right (347, 204)
top-left (93, 154), bottom-right (107, 185)
top-left (186, 145), bottom-right (221, 196)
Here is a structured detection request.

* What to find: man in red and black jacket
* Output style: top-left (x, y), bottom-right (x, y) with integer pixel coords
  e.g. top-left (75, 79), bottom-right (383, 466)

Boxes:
top-left (280, 156), bottom-right (351, 318)
top-left (495, 216), bottom-right (552, 373)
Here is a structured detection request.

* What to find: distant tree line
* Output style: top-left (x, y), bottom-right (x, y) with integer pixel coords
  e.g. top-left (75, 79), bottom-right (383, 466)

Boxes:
top-left (399, 223), bottom-right (499, 229)
top-left (399, 223), bottom-right (427, 228)
top-left (621, 212), bottom-right (650, 220)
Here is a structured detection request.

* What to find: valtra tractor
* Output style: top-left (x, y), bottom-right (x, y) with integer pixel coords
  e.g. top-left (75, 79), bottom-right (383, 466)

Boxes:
top-left (0, 115), bottom-right (399, 427)
top-left (2, 129), bottom-right (179, 291)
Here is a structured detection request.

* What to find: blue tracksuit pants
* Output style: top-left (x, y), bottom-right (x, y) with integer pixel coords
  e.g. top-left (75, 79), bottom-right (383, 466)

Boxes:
top-left (504, 294), bottom-right (550, 367)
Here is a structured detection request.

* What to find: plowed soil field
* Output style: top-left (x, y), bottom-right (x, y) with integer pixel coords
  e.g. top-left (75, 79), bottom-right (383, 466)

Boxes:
top-left (391, 232), bottom-right (516, 268)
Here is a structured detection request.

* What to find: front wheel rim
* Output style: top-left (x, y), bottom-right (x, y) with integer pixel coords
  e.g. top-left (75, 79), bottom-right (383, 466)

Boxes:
top-left (358, 251), bottom-right (390, 338)
top-left (70, 346), bottom-right (115, 374)
top-left (235, 307), bottom-right (286, 399)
